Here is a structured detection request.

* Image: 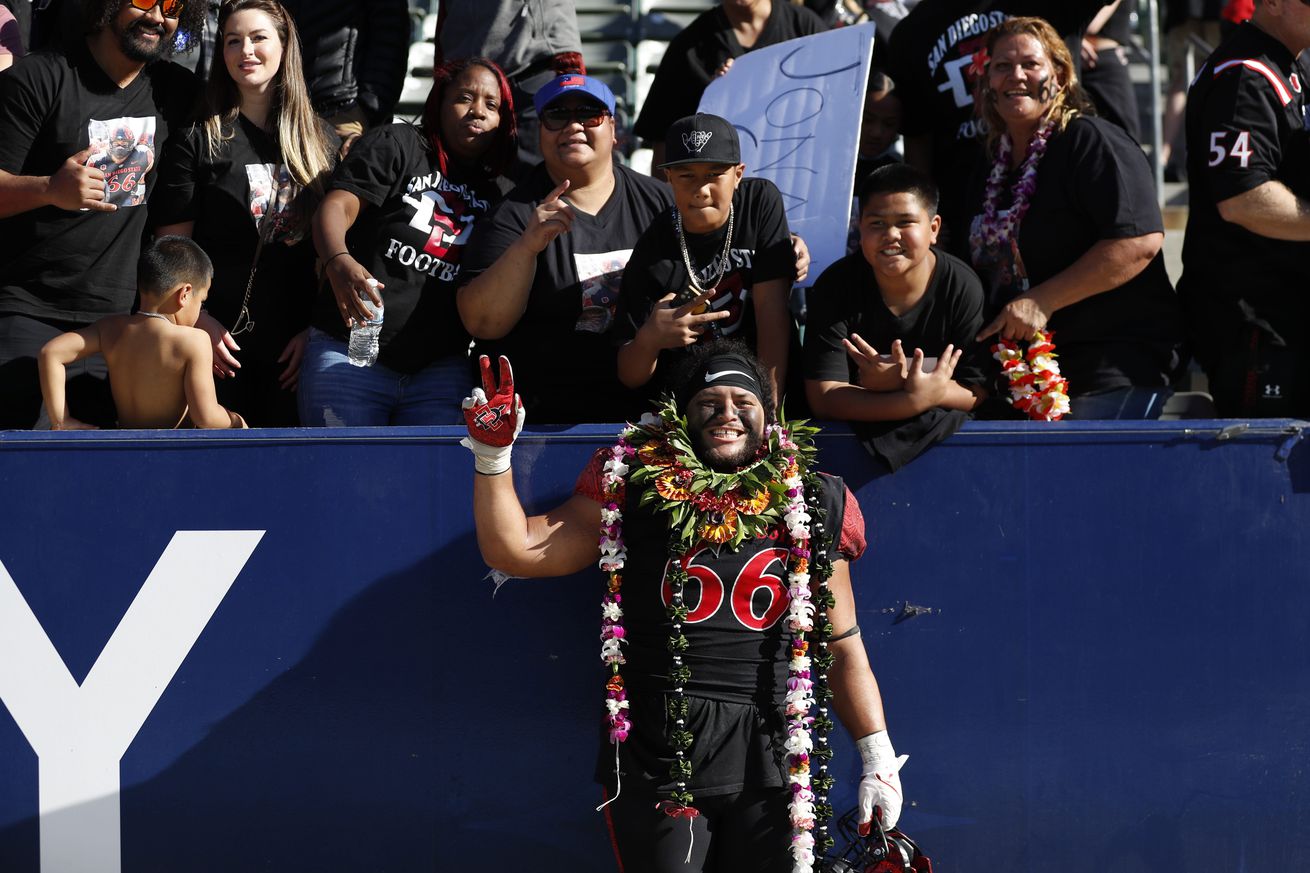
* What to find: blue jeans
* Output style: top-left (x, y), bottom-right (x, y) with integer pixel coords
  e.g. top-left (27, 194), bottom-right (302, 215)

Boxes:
top-left (1069, 386), bottom-right (1173, 420)
top-left (297, 329), bottom-right (467, 426)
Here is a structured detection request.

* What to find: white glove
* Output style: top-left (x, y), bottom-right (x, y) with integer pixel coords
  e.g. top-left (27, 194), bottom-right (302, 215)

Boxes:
top-left (460, 355), bottom-right (525, 475)
top-left (856, 730), bottom-right (908, 833)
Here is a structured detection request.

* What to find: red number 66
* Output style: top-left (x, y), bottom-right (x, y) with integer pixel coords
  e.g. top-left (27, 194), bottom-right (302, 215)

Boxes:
top-left (660, 546), bottom-right (790, 631)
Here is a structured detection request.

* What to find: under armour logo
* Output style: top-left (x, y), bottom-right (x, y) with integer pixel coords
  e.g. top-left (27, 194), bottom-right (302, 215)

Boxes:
top-left (682, 130), bottom-right (712, 153)
top-left (474, 403), bottom-right (509, 430)
top-left (1264, 384), bottom-right (1282, 397)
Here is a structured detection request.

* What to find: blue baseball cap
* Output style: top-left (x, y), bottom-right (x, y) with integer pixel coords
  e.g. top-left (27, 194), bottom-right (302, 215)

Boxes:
top-left (533, 74), bottom-right (616, 116)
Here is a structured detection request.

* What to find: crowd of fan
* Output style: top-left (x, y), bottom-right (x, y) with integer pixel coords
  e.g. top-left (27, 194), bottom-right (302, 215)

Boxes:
top-left (0, 0), bottom-right (1304, 466)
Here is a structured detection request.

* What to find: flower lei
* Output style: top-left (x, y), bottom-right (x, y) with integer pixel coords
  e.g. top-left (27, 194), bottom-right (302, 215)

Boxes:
top-left (992, 329), bottom-right (1071, 420)
top-left (595, 399), bottom-right (836, 873)
top-left (971, 119), bottom-right (1054, 261)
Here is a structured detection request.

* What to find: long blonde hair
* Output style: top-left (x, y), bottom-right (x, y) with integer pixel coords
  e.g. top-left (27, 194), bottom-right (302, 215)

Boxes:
top-left (201, 0), bottom-right (333, 190)
top-left (978, 16), bottom-right (1096, 152)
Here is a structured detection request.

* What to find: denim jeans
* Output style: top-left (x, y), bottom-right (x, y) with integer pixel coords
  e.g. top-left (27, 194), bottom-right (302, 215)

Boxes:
top-left (297, 329), bottom-right (467, 426)
top-left (1069, 386), bottom-right (1173, 420)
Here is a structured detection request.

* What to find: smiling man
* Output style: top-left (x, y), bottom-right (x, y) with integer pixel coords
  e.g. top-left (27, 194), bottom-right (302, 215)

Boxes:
top-left (457, 73), bottom-right (674, 424)
top-left (0, 0), bottom-right (202, 428)
top-left (462, 340), bottom-right (909, 873)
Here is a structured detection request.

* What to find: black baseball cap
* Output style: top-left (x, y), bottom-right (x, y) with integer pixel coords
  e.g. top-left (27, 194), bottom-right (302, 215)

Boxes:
top-left (659, 113), bottom-right (741, 168)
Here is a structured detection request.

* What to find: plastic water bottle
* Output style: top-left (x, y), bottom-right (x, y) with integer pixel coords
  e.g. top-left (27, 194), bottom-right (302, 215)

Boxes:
top-left (347, 278), bottom-right (383, 367)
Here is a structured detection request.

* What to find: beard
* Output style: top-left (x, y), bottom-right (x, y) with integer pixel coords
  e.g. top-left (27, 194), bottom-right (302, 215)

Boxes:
top-left (690, 426), bottom-right (764, 474)
top-left (110, 142), bottom-right (133, 161)
top-left (115, 18), bottom-right (171, 63)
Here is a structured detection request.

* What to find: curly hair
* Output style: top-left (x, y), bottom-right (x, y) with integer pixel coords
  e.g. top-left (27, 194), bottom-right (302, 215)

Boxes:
top-left (82, 0), bottom-right (208, 57)
top-left (978, 16), bottom-right (1096, 152)
top-left (421, 57), bottom-right (517, 179)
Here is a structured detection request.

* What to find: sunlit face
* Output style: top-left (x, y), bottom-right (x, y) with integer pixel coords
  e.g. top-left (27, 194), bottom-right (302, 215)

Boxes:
top-left (440, 65), bottom-right (503, 163)
top-left (668, 162), bottom-right (744, 235)
top-left (223, 10), bottom-right (284, 96)
top-left (858, 191), bottom-right (940, 281)
top-left (178, 280), bottom-right (210, 328)
top-left (686, 385), bottom-right (766, 472)
top-left (539, 94), bottom-right (614, 172)
top-left (860, 87), bottom-right (902, 158)
top-left (111, 0), bottom-right (179, 63)
top-left (987, 33), bottom-right (1060, 131)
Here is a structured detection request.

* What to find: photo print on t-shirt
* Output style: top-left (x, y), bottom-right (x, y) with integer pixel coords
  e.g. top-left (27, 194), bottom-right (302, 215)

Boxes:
top-left (246, 162), bottom-right (302, 243)
top-left (574, 250), bottom-right (632, 334)
top-left (85, 116), bottom-right (155, 208)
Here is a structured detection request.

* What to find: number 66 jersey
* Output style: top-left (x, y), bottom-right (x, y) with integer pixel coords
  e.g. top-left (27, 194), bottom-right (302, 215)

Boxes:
top-left (575, 451), bottom-right (866, 796)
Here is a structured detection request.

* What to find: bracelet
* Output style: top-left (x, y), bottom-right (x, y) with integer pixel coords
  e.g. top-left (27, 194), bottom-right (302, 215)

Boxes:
top-left (323, 251), bottom-right (351, 267)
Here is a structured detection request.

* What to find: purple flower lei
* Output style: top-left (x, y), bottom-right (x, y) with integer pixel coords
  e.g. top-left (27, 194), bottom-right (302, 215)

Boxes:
top-left (973, 120), bottom-right (1055, 254)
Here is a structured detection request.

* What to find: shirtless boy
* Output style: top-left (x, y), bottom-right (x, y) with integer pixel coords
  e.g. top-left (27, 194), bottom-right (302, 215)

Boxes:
top-left (38, 236), bottom-right (247, 429)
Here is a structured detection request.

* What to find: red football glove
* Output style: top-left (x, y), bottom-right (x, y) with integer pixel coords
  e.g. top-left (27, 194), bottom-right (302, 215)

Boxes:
top-left (461, 355), bottom-right (524, 473)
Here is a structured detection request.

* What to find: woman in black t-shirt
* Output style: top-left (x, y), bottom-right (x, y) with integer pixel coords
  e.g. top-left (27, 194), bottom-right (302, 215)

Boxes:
top-left (154, 0), bottom-right (336, 427)
top-left (966, 17), bottom-right (1181, 419)
top-left (299, 57), bottom-right (515, 426)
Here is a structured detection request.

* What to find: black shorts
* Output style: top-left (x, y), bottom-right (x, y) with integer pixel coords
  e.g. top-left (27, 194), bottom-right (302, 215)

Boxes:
top-left (601, 785), bottom-right (792, 873)
top-left (0, 314), bottom-right (115, 429)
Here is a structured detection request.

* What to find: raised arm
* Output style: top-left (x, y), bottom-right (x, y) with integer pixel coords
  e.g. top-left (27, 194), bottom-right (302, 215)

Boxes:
top-left (38, 326), bottom-right (102, 430)
top-left (457, 179), bottom-right (574, 339)
top-left (463, 354), bottom-right (601, 577)
top-left (827, 558), bottom-right (909, 834)
top-left (183, 332), bottom-right (246, 428)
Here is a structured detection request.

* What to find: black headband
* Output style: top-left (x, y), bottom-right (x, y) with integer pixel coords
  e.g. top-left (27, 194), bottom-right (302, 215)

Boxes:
top-left (676, 352), bottom-right (765, 411)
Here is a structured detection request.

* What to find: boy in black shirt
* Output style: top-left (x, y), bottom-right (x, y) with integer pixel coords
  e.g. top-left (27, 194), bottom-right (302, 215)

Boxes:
top-left (804, 164), bottom-right (984, 469)
top-left (617, 113), bottom-right (795, 402)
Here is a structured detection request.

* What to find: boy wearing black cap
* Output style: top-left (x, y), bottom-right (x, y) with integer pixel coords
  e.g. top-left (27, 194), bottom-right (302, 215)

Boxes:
top-left (617, 113), bottom-right (795, 403)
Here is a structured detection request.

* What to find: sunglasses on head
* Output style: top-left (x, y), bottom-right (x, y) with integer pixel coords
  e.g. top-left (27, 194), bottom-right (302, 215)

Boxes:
top-left (541, 105), bottom-right (611, 131)
top-left (129, 0), bottom-right (185, 19)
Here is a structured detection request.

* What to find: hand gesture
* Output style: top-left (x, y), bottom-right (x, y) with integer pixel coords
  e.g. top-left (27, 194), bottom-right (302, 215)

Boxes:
top-left (522, 179), bottom-right (575, 253)
top-left (640, 289), bottom-right (730, 350)
top-left (195, 311), bottom-right (242, 378)
top-left (904, 344), bottom-right (963, 410)
top-left (47, 148), bottom-right (115, 213)
top-left (325, 253), bottom-right (384, 328)
top-left (713, 57), bottom-right (734, 78)
top-left (844, 334), bottom-right (907, 392)
top-left (977, 294), bottom-right (1051, 342)
top-left (856, 731), bottom-right (908, 835)
top-left (461, 355), bottom-right (525, 474)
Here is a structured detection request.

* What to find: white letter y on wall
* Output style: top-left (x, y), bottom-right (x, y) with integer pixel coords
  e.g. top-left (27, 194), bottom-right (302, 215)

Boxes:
top-left (0, 530), bottom-right (264, 873)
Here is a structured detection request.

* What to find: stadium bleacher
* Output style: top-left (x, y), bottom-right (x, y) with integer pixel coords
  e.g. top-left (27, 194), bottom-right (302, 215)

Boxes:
top-left (396, 0), bottom-right (714, 159)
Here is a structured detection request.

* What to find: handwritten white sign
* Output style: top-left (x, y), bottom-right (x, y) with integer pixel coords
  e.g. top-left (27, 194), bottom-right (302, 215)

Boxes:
top-left (699, 23), bottom-right (876, 287)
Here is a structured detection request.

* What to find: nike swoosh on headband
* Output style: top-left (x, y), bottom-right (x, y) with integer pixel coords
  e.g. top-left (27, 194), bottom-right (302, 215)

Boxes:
top-left (704, 369), bottom-right (754, 383)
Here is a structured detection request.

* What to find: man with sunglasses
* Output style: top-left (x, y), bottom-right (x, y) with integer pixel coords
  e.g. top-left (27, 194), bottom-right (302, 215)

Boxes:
top-left (0, 0), bottom-right (201, 428)
top-left (1179, 0), bottom-right (1310, 418)
top-left (458, 73), bottom-right (676, 424)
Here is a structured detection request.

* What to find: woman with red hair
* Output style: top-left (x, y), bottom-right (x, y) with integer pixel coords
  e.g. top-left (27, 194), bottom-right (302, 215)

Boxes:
top-left (300, 57), bottom-right (517, 426)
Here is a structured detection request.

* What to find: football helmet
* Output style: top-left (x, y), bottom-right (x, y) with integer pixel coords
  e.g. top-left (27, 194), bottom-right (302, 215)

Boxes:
top-left (820, 806), bottom-right (933, 873)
